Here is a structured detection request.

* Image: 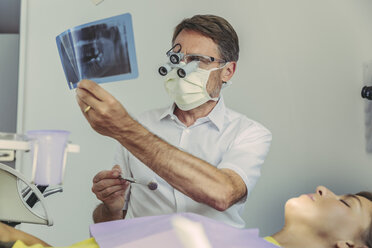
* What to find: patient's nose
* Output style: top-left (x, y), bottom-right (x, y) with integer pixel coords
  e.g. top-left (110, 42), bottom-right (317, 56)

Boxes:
top-left (316, 185), bottom-right (336, 198)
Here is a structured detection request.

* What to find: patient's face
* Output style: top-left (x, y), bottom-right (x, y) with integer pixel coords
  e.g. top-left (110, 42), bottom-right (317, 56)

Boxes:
top-left (285, 186), bottom-right (372, 242)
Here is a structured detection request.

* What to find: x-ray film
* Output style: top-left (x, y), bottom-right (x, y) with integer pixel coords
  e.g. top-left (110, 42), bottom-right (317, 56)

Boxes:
top-left (56, 13), bottom-right (138, 90)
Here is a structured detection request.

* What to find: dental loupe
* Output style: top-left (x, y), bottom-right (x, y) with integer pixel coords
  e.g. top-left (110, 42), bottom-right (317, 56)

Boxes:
top-left (159, 43), bottom-right (187, 77)
top-left (166, 43), bottom-right (182, 64)
top-left (158, 50), bottom-right (184, 76)
top-left (176, 61), bottom-right (199, 78)
top-left (158, 62), bottom-right (173, 76)
top-left (168, 51), bottom-right (183, 64)
top-left (158, 43), bottom-right (199, 78)
top-left (158, 53), bottom-right (199, 78)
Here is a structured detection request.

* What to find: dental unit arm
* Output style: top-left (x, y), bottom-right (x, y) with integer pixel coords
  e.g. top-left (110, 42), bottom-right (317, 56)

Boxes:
top-left (0, 132), bottom-right (79, 226)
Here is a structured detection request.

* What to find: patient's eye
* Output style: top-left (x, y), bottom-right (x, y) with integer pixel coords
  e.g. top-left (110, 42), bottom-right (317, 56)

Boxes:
top-left (340, 199), bottom-right (350, 208)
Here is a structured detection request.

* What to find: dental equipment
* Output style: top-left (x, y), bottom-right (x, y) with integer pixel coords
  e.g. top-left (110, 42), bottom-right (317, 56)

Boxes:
top-left (177, 61), bottom-right (199, 78)
top-left (0, 130), bottom-right (79, 226)
top-left (166, 43), bottom-right (182, 63)
top-left (362, 86), bottom-right (372, 100)
top-left (158, 43), bottom-right (201, 78)
top-left (158, 62), bottom-right (173, 76)
top-left (158, 59), bottom-right (199, 78)
top-left (158, 43), bottom-right (186, 77)
top-left (0, 162), bottom-right (53, 226)
top-left (168, 51), bottom-right (183, 65)
top-left (158, 52), bottom-right (184, 76)
top-left (119, 175), bottom-right (158, 191)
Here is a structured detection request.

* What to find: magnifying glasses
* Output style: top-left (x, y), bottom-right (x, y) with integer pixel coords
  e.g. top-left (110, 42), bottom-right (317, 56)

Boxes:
top-left (119, 175), bottom-right (158, 191)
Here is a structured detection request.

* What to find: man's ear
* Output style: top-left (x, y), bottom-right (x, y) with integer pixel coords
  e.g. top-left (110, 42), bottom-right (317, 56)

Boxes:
top-left (335, 240), bottom-right (368, 248)
top-left (221, 62), bottom-right (236, 83)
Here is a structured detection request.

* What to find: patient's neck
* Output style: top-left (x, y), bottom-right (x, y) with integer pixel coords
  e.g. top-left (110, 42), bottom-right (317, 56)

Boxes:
top-left (272, 225), bottom-right (329, 248)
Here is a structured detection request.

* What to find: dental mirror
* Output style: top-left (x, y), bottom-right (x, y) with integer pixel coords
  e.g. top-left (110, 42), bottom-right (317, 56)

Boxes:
top-left (119, 175), bottom-right (157, 191)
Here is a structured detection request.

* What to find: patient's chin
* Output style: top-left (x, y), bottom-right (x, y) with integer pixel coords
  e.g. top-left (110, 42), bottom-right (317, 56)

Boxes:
top-left (286, 197), bottom-right (302, 207)
top-left (285, 197), bottom-right (311, 215)
top-left (284, 197), bottom-right (318, 225)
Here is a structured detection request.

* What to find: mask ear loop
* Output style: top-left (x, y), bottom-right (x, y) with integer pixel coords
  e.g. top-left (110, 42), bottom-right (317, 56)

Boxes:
top-left (217, 62), bottom-right (232, 89)
top-left (208, 62), bottom-right (231, 101)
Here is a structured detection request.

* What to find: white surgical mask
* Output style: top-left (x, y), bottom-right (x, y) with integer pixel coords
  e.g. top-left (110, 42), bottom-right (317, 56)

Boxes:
top-left (164, 63), bottom-right (229, 111)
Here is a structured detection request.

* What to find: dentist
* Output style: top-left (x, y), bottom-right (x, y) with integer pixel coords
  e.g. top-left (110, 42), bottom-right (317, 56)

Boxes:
top-left (76, 14), bottom-right (272, 228)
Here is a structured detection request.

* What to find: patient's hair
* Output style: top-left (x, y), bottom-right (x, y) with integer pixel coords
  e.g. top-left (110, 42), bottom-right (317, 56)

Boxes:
top-left (356, 191), bottom-right (372, 248)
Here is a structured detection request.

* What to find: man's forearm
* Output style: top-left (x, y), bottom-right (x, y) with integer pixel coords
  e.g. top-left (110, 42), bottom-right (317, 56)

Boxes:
top-left (114, 118), bottom-right (247, 211)
top-left (93, 203), bottom-right (127, 223)
top-left (76, 80), bottom-right (248, 211)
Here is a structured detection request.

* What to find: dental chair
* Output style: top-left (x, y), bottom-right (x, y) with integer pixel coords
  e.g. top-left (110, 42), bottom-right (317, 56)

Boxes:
top-left (0, 162), bottom-right (53, 226)
top-left (0, 131), bottom-right (79, 226)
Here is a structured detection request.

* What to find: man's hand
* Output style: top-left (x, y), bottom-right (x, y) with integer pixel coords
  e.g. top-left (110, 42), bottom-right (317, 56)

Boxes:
top-left (92, 165), bottom-right (129, 216)
top-left (75, 79), bottom-right (134, 139)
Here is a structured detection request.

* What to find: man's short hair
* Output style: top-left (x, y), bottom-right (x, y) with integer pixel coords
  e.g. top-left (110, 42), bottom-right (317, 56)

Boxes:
top-left (356, 191), bottom-right (372, 248)
top-left (172, 14), bottom-right (239, 62)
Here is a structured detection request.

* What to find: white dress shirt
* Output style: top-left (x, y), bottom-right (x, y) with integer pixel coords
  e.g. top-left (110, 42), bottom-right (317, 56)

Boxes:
top-left (113, 97), bottom-right (272, 228)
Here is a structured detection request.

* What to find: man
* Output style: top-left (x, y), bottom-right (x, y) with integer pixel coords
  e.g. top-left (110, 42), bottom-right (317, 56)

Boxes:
top-left (75, 14), bottom-right (272, 228)
top-left (2, 186), bottom-right (372, 248)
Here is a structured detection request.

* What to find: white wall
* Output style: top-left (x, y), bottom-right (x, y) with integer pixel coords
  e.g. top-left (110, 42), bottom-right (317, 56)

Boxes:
top-left (17, 0), bottom-right (372, 245)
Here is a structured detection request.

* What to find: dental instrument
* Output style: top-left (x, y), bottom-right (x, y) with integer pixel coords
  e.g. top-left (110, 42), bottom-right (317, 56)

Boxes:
top-left (119, 175), bottom-right (158, 191)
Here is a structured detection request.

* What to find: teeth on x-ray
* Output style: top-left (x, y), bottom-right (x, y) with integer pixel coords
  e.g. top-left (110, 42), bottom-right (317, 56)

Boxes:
top-left (75, 24), bottom-right (131, 79)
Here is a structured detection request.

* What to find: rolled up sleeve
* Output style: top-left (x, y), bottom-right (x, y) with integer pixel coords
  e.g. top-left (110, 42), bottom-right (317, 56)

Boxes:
top-left (217, 123), bottom-right (272, 197)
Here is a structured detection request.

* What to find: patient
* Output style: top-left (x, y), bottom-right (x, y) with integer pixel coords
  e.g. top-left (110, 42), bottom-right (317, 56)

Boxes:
top-left (267, 186), bottom-right (372, 248)
top-left (1, 186), bottom-right (371, 248)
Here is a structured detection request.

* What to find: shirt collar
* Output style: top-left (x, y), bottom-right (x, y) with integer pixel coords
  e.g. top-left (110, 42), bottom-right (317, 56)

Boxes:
top-left (159, 96), bottom-right (226, 131)
top-left (206, 96), bottom-right (225, 131)
top-left (159, 103), bottom-right (176, 120)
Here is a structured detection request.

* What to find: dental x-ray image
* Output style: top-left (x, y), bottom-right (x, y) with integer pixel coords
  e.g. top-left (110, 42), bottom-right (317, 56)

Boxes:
top-left (56, 13), bottom-right (138, 89)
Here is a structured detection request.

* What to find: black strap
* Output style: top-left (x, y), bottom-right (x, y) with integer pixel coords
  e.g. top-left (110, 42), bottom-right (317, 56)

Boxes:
top-left (26, 185), bottom-right (48, 208)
